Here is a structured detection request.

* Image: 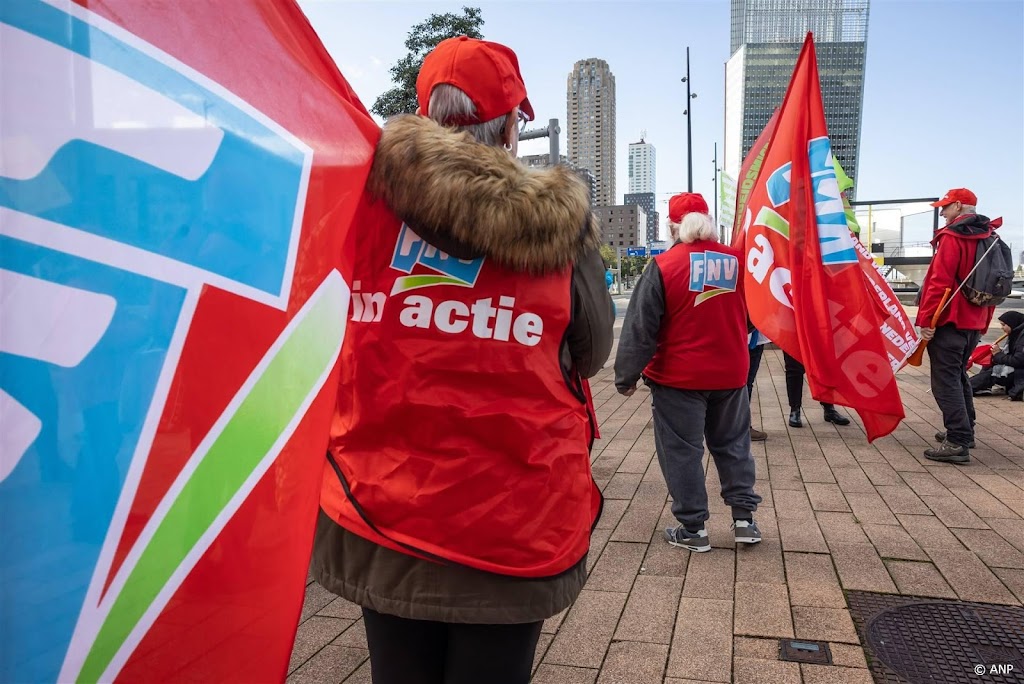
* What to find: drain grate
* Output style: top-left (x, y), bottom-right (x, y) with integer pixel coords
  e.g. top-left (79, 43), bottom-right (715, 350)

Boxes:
top-left (847, 591), bottom-right (1024, 684)
top-left (779, 639), bottom-right (832, 665)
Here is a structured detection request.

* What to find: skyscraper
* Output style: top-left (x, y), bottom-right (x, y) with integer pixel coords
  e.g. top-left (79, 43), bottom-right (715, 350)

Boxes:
top-left (567, 58), bottom-right (616, 207)
top-left (725, 0), bottom-right (869, 195)
top-left (627, 138), bottom-right (656, 195)
top-left (625, 137), bottom-right (658, 244)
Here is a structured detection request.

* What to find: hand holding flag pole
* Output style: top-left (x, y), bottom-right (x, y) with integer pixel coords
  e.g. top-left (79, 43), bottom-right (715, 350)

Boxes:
top-left (907, 287), bottom-right (951, 366)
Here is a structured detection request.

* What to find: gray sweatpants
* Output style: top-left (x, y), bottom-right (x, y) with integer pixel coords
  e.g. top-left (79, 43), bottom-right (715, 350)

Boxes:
top-left (649, 382), bottom-right (762, 529)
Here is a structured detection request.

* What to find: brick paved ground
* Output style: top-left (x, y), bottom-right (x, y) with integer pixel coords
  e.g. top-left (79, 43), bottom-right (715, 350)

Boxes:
top-left (290, 316), bottom-right (1023, 683)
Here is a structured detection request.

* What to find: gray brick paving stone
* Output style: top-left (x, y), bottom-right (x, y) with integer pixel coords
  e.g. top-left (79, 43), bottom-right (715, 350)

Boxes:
top-left (736, 537), bottom-right (786, 584)
top-left (777, 516), bottom-right (830, 553)
top-left (844, 490), bottom-right (899, 525)
top-left (595, 641), bottom-right (668, 684)
top-left (531, 664), bottom-right (599, 684)
top-left (681, 549), bottom-right (735, 600)
top-left (993, 568), bottom-right (1024, 603)
top-left (950, 485), bottom-right (1020, 519)
top-left (784, 551), bottom-right (846, 608)
top-left (614, 574), bottom-right (683, 643)
top-left (289, 617), bottom-right (351, 673)
top-left (300, 582), bottom-right (336, 621)
top-left (733, 656), bottom-right (801, 683)
top-left (594, 498), bottom-right (628, 530)
top-left (883, 560), bottom-right (957, 598)
top-left (805, 483), bottom-right (851, 512)
top-left (895, 513), bottom-right (965, 550)
top-left (862, 523), bottom-right (928, 560)
top-left (830, 543), bottom-right (897, 593)
top-left (585, 542), bottom-right (646, 593)
top-left (667, 598), bottom-right (733, 682)
top-left (951, 528), bottom-right (1024, 568)
top-left (921, 493), bottom-right (990, 528)
top-left (286, 645), bottom-right (367, 684)
top-left (610, 481), bottom-right (669, 542)
top-left (874, 484), bottom-right (932, 515)
top-left (925, 547), bottom-right (1021, 604)
top-left (543, 590), bottom-right (627, 669)
top-left (733, 582), bottom-right (794, 638)
top-left (601, 472), bottom-right (642, 500)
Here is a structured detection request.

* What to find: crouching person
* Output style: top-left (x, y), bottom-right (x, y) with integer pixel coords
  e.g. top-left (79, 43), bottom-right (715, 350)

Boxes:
top-left (614, 193), bottom-right (762, 552)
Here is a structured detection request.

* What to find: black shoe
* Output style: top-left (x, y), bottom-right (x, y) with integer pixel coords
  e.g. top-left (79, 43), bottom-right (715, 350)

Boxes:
top-left (789, 409), bottom-right (803, 428)
top-left (934, 431), bottom-right (976, 449)
top-left (924, 440), bottom-right (970, 464)
top-left (823, 406), bottom-right (851, 426)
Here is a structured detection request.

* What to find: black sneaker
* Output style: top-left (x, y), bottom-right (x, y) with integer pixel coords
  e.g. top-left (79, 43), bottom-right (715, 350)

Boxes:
top-left (934, 431), bottom-right (975, 449)
top-left (665, 525), bottom-right (710, 552)
top-left (924, 440), bottom-right (970, 464)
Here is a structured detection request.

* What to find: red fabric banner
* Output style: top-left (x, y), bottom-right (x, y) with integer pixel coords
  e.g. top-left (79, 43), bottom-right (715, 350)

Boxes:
top-left (734, 33), bottom-right (905, 442)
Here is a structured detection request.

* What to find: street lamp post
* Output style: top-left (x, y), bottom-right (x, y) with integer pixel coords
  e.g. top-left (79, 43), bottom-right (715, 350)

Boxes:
top-left (712, 142), bottom-right (718, 230)
top-left (681, 47), bottom-right (697, 192)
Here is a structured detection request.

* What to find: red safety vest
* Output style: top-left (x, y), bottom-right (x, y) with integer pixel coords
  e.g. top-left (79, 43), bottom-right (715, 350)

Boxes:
top-left (321, 205), bottom-right (600, 578)
top-left (644, 240), bottom-right (750, 390)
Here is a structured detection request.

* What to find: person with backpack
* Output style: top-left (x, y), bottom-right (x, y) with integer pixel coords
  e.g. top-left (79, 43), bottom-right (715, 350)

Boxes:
top-left (917, 188), bottom-right (1005, 464)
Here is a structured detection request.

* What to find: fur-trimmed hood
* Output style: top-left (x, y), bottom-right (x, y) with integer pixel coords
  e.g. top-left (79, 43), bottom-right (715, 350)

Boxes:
top-left (367, 115), bottom-right (600, 274)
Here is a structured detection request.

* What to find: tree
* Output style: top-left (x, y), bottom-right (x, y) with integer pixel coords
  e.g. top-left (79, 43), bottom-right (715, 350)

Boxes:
top-left (599, 245), bottom-right (616, 268)
top-left (371, 7), bottom-right (484, 118)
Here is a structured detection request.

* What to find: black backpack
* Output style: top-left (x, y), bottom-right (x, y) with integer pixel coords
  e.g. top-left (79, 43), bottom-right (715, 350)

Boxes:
top-left (961, 233), bottom-right (1014, 306)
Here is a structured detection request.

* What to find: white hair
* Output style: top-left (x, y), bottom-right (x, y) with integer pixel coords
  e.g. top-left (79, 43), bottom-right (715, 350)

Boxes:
top-left (960, 204), bottom-right (977, 214)
top-left (668, 212), bottom-right (717, 244)
top-left (427, 84), bottom-right (507, 147)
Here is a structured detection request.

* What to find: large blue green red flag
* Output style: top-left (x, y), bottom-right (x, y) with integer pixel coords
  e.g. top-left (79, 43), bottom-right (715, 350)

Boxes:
top-left (733, 33), bottom-right (906, 442)
top-left (1, 0), bottom-right (380, 681)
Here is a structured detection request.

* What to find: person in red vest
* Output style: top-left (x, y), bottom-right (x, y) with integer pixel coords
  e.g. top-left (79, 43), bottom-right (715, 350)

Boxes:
top-left (615, 193), bottom-right (762, 552)
top-left (918, 188), bottom-right (998, 463)
top-left (311, 37), bottom-right (613, 684)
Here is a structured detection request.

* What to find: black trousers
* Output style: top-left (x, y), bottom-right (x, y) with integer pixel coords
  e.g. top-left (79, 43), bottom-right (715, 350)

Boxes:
top-left (361, 608), bottom-right (543, 684)
top-left (782, 352), bottom-right (833, 412)
top-left (927, 325), bottom-right (981, 446)
top-left (747, 344), bottom-right (764, 399)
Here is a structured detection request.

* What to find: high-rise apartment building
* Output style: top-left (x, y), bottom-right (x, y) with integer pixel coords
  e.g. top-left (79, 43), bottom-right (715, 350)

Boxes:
top-left (624, 192), bottom-right (659, 245)
top-left (567, 58), bottom-right (616, 207)
top-left (594, 205), bottom-right (644, 248)
top-left (725, 0), bottom-right (869, 196)
top-left (627, 139), bottom-right (656, 195)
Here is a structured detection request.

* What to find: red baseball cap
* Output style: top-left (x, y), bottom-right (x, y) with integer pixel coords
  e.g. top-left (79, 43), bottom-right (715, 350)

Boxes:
top-left (668, 192), bottom-right (709, 223)
top-left (930, 188), bottom-right (977, 207)
top-left (417, 36), bottom-right (534, 126)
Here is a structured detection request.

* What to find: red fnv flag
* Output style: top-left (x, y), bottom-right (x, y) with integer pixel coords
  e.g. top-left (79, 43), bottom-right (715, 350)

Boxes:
top-left (735, 33), bottom-right (905, 441)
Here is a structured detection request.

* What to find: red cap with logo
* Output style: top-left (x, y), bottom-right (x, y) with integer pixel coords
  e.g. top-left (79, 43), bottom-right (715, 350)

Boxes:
top-left (668, 192), bottom-right (709, 223)
top-left (417, 36), bottom-right (534, 126)
top-left (930, 188), bottom-right (977, 207)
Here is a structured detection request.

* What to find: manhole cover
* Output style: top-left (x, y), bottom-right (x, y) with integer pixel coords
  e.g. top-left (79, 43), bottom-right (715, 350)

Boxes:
top-left (779, 639), bottom-right (832, 665)
top-left (847, 591), bottom-right (1024, 684)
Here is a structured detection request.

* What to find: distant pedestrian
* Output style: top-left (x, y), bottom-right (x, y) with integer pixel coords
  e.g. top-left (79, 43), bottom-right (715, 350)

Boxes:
top-left (918, 188), bottom-right (999, 463)
top-left (747, 326), bottom-right (770, 441)
top-left (615, 192), bottom-right (762, 553)
top-left (783, 352), bottom-right (852, 428)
